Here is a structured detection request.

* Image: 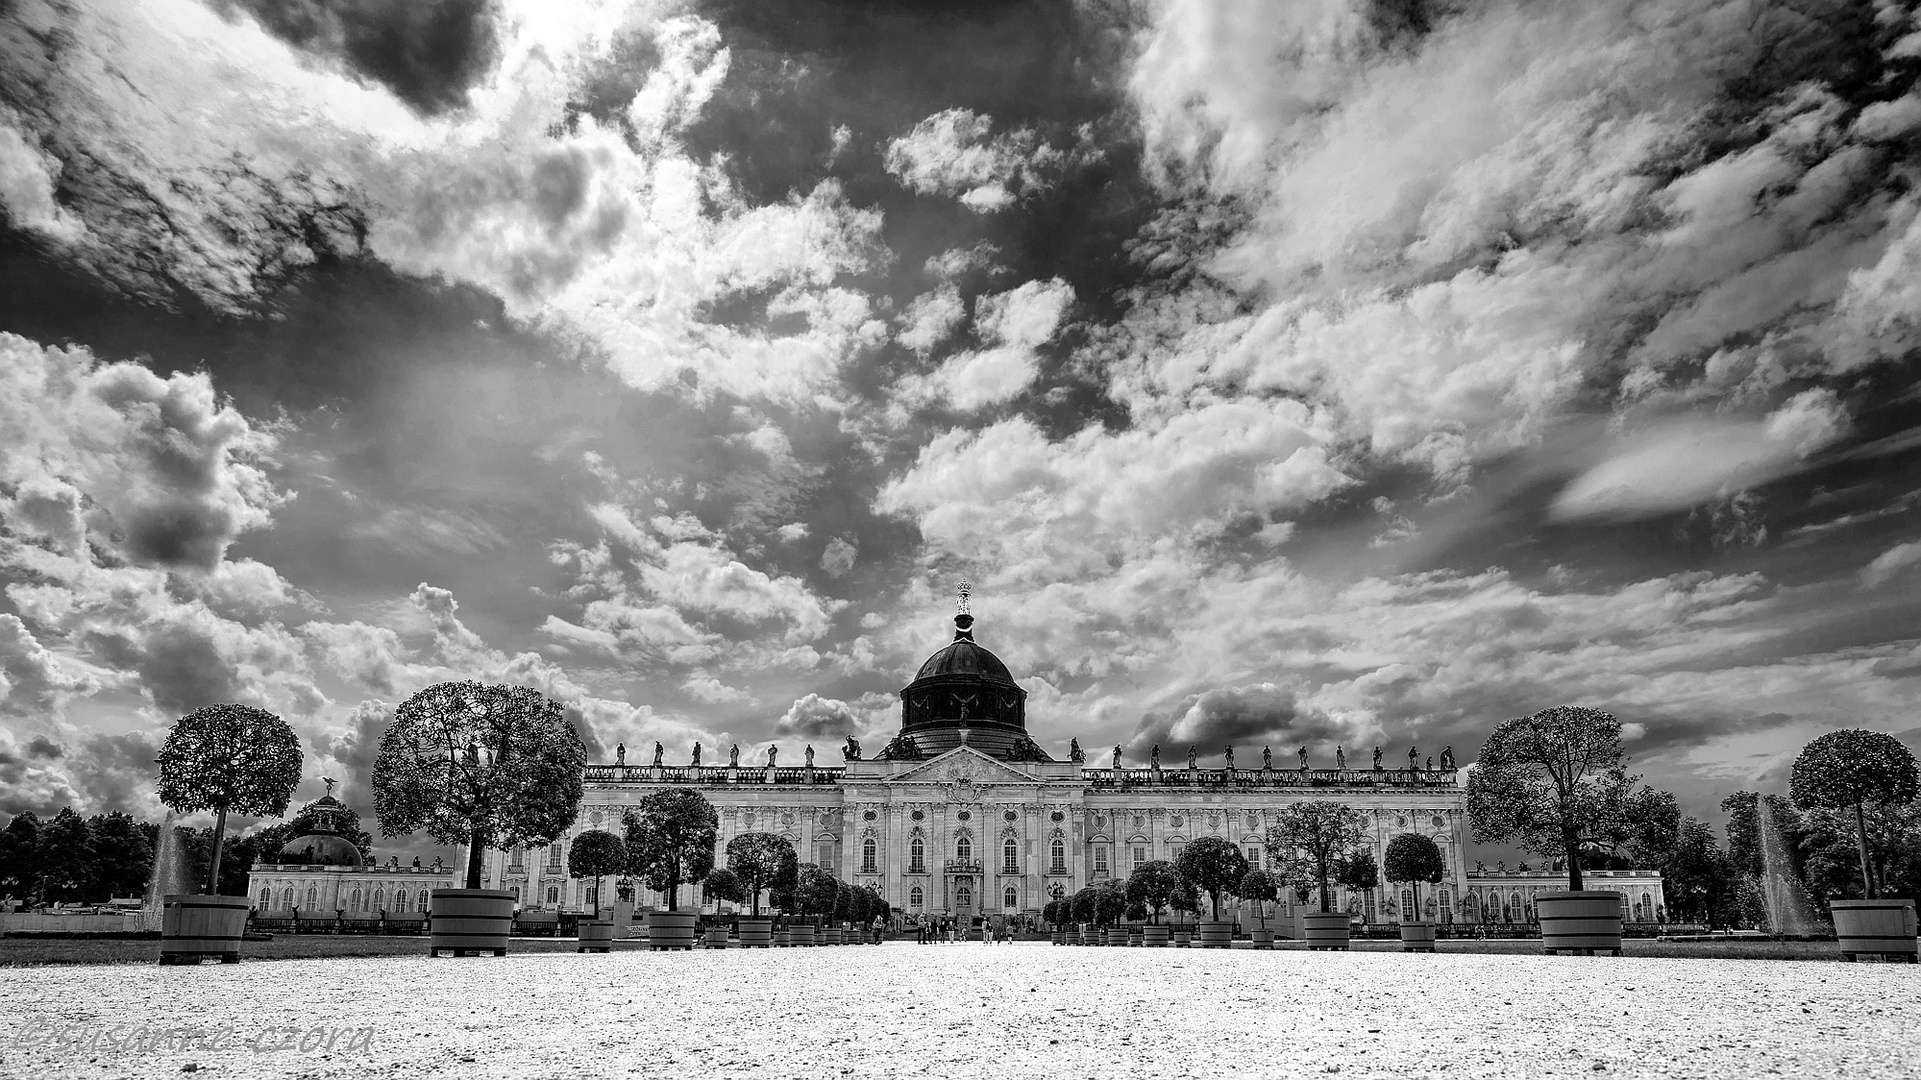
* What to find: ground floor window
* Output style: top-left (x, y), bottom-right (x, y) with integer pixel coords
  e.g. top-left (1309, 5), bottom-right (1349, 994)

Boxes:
top-left (909, 886), bottom-right (924, 909)
top-left (957, 885), bottom-right (973, 907)
top-left (282, 888), bottom-right (295, 909)
top-left (1003, 886), bottom-right (1018, 910)
top-left (546, 886), bottom-right (559, 905)
top-left (258, 888), bottom-right (271, 908)
top-left (305, 886), bottom-right (317, 908)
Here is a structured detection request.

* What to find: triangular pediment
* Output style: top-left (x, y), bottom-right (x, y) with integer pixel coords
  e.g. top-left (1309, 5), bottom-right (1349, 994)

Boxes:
top-left (889, 746), bottom-right (1039, 784)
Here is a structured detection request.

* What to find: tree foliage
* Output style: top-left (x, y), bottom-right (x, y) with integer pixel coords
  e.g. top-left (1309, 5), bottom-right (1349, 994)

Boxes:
top-left (1124, 859), bottom-right (1181, 924)
top-left (157, 703), bottom-right (303, 894)
top-left (1382, 834), bottom-right (1444, 919)
top-left (1466, 705), bottom-right (1656, 891)
top-left (372, 681), bottom-right (585, 889)
top-left (1265, 801), bottom-right (1367, 912)
top-left (623, 789), bottom-right (718, 911)
top-left (1790, 729), bottom-right (1920, 898)
top-left (725, 832), bottom-right (797, 916)
top-left (87, 812), bottom-right (152, 902)
top-left (1236, 869), bottom-right (1278, 928)
top-left (0, 812), bottom-right (43, 904)
top-left (1175, 836), bottom-right (1249, 920)
top-left (38, 809), bottom-right (95, 905)
top-left (794, 863), bottom-right (840, 921)
top-left (568, 829), bottom-right (626, 910)
top-left (703, 867), bottom-right (744, 909)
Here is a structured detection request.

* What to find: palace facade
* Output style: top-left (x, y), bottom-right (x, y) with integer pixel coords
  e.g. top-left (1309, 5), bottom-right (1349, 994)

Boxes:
top-left (484, 610), bottom-right (1552, 926)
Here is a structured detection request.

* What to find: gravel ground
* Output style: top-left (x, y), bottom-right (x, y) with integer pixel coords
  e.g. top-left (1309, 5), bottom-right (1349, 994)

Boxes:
top-left (3, 942), bottom-right (1916, 1079)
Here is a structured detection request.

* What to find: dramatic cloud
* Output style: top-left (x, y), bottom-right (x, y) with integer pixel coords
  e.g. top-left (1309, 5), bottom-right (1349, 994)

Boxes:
top-left (883, 109), bottom-right (1081, 212)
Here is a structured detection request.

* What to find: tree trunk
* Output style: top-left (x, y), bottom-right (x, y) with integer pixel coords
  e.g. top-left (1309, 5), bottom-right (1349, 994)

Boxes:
top-left (1565, 833), bottom-right (1584, 892)
top-left (1319, 874), bottom-right (1332, 913)
top-left (465, 832), bottom-right (486, 890)
top-left (1853, 800), bottom-right (1875, 899)
top-left (204, 806), bottom-right (229, 895)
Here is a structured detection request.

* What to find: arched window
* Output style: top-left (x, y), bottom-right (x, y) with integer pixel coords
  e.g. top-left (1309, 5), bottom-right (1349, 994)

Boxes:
top-left (1003, 886), bottom-right (1018, 910)
top-left (416, 890), bottom-right (430, 913)
top-left (510, 886), bottom-right (521, 904)
top-left (1438, 889), bottom-right (1452, 925)
top-left (861, 838), bottom-right (877, 873)
top-left (349, 887), bottom-right (363, 911)
top-left (1400, 889), bottom-right (1413, 921)
top-left (373, 888), bottom-right (385, 911)
top-left (1050, 839), bottom-right (1066, 874)
top-left (956, 837), bottom-right (972, 863)
top-left (956, 885), bottom-right (973, 907)
top-left (305, 886), bottom-right (318, 908)
top-left (258, 888), bottom-right (271, 908)
top-left (282, 887), bottom-right (294, 909)
top-left (910, 836), bottom-right (925, 873)
top-left (1510, 891), bottom-right (1523, 921)
top-left (394, 889), bottom-right (408, 912)
top-left (1002, 839), bottom-right (1018, 873)
top-left (909, 886), bottom-right (924, 909)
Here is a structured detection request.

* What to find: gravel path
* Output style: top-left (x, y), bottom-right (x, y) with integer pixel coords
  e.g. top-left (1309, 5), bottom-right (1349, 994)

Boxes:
top-left (4, 942), bottom-right (1916, 1079)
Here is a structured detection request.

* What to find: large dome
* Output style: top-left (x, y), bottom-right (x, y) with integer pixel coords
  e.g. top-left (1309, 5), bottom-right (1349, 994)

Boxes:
top-left (278, 793), bottom-right (367, 869)
top-left (883, 613), bottom-right (1048, 763)
top-left (914, 631), bottom-right (1015, 683)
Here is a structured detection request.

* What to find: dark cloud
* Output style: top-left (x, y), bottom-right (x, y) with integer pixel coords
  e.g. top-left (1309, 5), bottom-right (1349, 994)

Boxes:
top-left (211, 0), bottom-right (502, 116)
top-left (1127, 683), bottom-right (1344, 762)
top-left (23, 736), bottom-right (61, 759)
top-left (66, 731), bottom-right (160, 814)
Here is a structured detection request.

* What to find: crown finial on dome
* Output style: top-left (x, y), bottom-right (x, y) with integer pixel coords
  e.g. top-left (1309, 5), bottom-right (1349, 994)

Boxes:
top-left (954, 579), bottom-right (975, 637)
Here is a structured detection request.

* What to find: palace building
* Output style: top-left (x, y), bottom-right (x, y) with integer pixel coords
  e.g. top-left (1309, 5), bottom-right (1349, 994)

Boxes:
top-left (479, 608), bottom-right (1641, 927)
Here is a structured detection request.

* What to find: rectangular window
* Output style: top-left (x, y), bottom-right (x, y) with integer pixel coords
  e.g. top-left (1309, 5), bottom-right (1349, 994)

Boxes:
top-left (1093, 847), bottom-right (1109, 874)
top-left (1132, 846), bottom-right (1147, 868)
top-left (548, 845), bottom-right (562, 871)
top-left (1245, 846), bottom-right (1261, 870)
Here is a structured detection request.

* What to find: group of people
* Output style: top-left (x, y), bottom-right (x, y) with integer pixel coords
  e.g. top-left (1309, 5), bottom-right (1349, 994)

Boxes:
top-left (909, 913), bottom-right (1021, 944)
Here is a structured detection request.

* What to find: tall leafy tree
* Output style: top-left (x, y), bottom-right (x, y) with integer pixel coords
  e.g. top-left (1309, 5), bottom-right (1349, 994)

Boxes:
top-left (1265, 801), bottom-right (1367, 913)
top-left (38, 808), bottom-right (96, 904)
top-left (1789, 728), bottom-right (1920, 899)
top-left (87, 812), bottom-right (153, 902)
top-left (1175, 836), bottom-right (1249, 920)
top-left (0, 811), bottom-right (44, 904)
top-left (1466, 705), bottom-right (1654, 891)
top-left (724, 832), bottom-right (796, 916)
top-left (1659, 817), bottom-right (1734, 925)
top-left (623, 789), bottom-right (718, 911)
top-left (372, 681), bottom-right (586, 890)
top-left (568, 829), bottom-right (626, 913)
top-left (1382, 834), bottom-right (1445, 920)
top-left (157, 703), bottom-right (303, 895)
top-left (1124, 859), bottom-right (1181, 924)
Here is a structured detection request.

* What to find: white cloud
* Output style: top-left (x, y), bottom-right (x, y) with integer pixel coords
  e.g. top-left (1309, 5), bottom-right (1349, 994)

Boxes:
top-left (820, 537), bottom-right (858, 578)
top-left (1862, 542), bottom-right (1921, 589)
top-left (882, 109), bottom-right (1068, 212)
top-left (1550, 392), bottom-right (1849, 522)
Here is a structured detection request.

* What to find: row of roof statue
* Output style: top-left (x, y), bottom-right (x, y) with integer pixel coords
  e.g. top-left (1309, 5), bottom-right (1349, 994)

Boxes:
top-left (610, 738), bottom-right (1458, 772)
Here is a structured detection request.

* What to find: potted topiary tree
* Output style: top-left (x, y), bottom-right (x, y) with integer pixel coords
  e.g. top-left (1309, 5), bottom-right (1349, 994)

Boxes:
top-left (1124, 900), bottom-right (1147, 946)
top-left (1095, 882), bottom-right (1128, 945)
top-left (374, 681), bottom-right (585, 957)
top-left (1267, 801), bottom-right (1367, 951)
top-left (1126, 859), bottom-right (1181, 947)
top-left (1237, 869), bottom-right (1279, 949)
top-left (623, 789), bottom-right (719, 951)
top-left (1790, 729), bottom-right (1921, 961)
top-left (1336, 848), bottom-right (1379, 929)
top-left (1043, 899), bottom-right (1065, 944)
top-left (792, 864), bottom-right (839, 946)
top-left (1176, 837), bottom-right (1250, 949)
top-left (725, 832), bottom-right (795, 948)
top-left (1383, 833), bottom-right (1445, 953)
top-left (155, 704), bottom-right (303, 965)
top-left (1468, 705), bottom-right (1668, 956)
top-left (568, 829), bottom-right (626, 953)
top-left (702, 867), bottom-right (742, 948)
top-left (1169, 879), bottom-right (1199, 946)
top-left (1069, 886), bottom-right (1098, 945)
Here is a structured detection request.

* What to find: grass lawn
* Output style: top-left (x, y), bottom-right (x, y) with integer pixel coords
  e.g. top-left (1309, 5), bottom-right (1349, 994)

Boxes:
top-left (0, 933), bottom-right (1854, 965)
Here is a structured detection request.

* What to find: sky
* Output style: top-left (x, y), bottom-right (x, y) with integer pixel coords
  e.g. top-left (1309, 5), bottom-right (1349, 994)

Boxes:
top-left (1, 0), bottom-right (1919, 849)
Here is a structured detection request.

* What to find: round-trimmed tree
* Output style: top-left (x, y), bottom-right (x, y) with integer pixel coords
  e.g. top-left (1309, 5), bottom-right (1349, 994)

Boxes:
top-left (1383, 833), bottom-right (1446, 921)
top-left (623, 789), bottom-right (719, 911)
top-left (1069, 886), bottom-right (1098, 925)
top-left (1125, 859), bottom-right (1182, 924)
top-left (157, 703), bottom-right (303, 895)
top-left (1169, 878), bottom-right (1200, 925)
top-left (568, 829), bottom-right (626, 913)
top-left (1265, 801), bottom-right (1367, 913)
top-left (1093, 881), bottom-right (1128, 927)
top-left (725, 832), bottom-right (797, 916)
top-left (1175, 836), bottom-right (1250, 921)
top-left (1336, 847), bottom-right (1380, 913)
top-left (703, 867), bottom-right (743, 914)
top-left (372, 681), bottom-right (586, 890)
top-left (1790, 729), bottom-right (1920, 898)
top-left (1236, 868), bottom-right (1279, 928)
